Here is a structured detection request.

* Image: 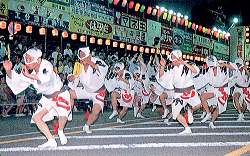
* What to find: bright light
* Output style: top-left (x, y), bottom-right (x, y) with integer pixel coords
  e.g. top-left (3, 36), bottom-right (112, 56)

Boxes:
top-left (213, 27), bottom-right (218, 31)
top-left (222, 31), bottom-right (226, 34)
top-left (169, 10), bottom-right (173, 15)
top-left (184, 15), bottom-right (188, 20)
top-left (233, 17), bottom-right (239, 24)
top-left (160, 7), bottom-right (165, 11)
top-left (177, 12), bottom-right (181, 17)
top-left (156, 5), bottom-right (160, 9)
top-left (218, 29), bottom-right (222, 33)
top-left (226, 32), bottom-right (231, 37)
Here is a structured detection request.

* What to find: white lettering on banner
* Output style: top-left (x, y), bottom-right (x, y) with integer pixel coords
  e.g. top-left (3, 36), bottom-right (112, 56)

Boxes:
top-left (193, 34), bottom-right (213, 49)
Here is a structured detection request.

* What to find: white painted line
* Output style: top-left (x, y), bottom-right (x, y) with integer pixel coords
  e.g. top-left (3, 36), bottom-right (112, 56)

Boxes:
top-left (0, 142), bottom-right (249, 152)
top-left (98, 125), bottom-right (250, 131)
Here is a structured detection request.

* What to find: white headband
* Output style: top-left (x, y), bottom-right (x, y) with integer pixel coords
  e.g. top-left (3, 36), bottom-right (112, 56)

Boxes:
top-left (169, 50), bottom-right (182, 61)
top-left (78, 47), bottom-right (90, 60)
top-left (23, 48), bottom-right (42, 65)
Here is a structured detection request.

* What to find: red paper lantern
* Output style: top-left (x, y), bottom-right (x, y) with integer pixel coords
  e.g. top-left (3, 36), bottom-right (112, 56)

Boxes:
top-left (172, 15), bottom-right (177, 23)
top-left (147, 6), bottom-right (152, 14)
top-left (184, 20), bottom-right (188, 27)
top-left (192, 23), bottom-right (196, 30)
top-left (0, 21), bottom-right (6, 29)
top-left (26, 25), bottom-right (32, 33)
top-left (52, 29), bottom-right (58, 36)
top-left (198, 25), bottom-right (202, 32)
top-left (122, 0), bottom-right (127, 7)
top-left (62, 31), bottom-right (68, 38)
top-left (114, 0), bottom-right (120, 5)
top-left (129, 1), bottom-right (134, 9)
top-left (15, 23), bottom-right (21, 31)
top-left (207, 28), bottom-right (211, 35)
top-left (180, 18), bottom-right (185, 26)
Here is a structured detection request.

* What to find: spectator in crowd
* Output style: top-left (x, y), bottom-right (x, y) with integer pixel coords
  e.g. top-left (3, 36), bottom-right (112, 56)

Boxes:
top-left (51, 46), bottom-right (62, 66)
top-left (57, 60), bottom-right (64, 74)
top-left (63, 43), bottom-right (73, 59)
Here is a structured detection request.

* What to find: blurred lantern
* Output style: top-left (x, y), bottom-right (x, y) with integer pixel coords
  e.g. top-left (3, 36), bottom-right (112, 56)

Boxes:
top-left (246, 61), bottom-right (249, 66)
top-left (62, 31), bottom-right (68, 38)
top-left (105, 39), bottom-right (111, 45)
top-left (113, 41), bottom-right (118, 47)
top-left (190, 55), bottom-right (194, 60)
top-left (80, 35), bottom-right (86, 42)
top-left (128, 1), bottom-right (134, 9)
top-left (97, 38), bottom-right (103, 45)
top-left (122, 0), bottom-right (127, 7)
top-left (140, 5), bottom-right (145, 12)
top-left (52, 28), bottom-right (58, 36)
top-left (152, 8), bottom-right (157, 16)
top-left (71, 33), bottom-right (77, 40)
top-left (90, 36), bottom-right (95, 43)
top-left (202, 27), bottom-right (206, 33)
top-left (133, 45), bottom-right (138, 51)
top-left (156, 49), bottom-right (160, 54)
top-left (198, 25), bottom-right (202, 32)
top-left (0, 21), bottom-right (7, 29)
top-left (26, 25), bottom-right (32, 33)
top-left (15, 23), bottom-right (21, 31)
top-left (172, 15), bottom-right (177, 23)
top-left (207, 28), bottom-right (211, 35)
top-left (188, 21), bottom-right (192, 28)
top-left (184, 20), bottom-right (188, 27)
top-left (165, 50), bottom-right (170, 55)
top-left (180, 18), bottom-right (185, 26)
top-left (214, 31), bottom-right (219, 38)
top-left (145, 48), bottom-right (150, 53)
top-left (163, 12), bottom-right (168, 20)
top-left (221, 34), bottom-right (225, 40)
top-left (151, 48), bottom-right (155, 53)
top-left (167, 13), bottom-right (172, 21)
top-left (182, 54), bottom-right (186, 59)
top-left (161, 49), bottom-right (165, 55)
top-left (186, 55), bottom-right (190, 60)
top-left (197, 56), bottom-right (201, 61)
top-left (39, 27), bottom-right (46, 35)
top-left (139, 46), bottom-right (144, 53)
top-left (127, 44), bottom-right (132, 50)
top-left (201, 57), bottom-right (204, 62)
top-left (192, 23), bottom-right (196, 30)
top-left (113, 0), bottom-right (120, 5)
top-left (120, 42), bottom-right (125, 48)
top-left (147, 6), bottom-right (152, 14)
top-left (135, 3), bottom-right (140, 12)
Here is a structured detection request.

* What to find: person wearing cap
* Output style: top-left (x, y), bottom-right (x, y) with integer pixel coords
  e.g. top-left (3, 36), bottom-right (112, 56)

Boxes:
top-left (107, 62), bottom-right (135, 123)
top-left (67, 47), bottom-right (108, 133)
top-left (159, 49), bottom-right (201, 134)
top-left (2, 48), bottom-right (71, 148)
top-left (200, 55), bottom-right (235, 128)
top-left (231, 57), bottom-right (250, 121)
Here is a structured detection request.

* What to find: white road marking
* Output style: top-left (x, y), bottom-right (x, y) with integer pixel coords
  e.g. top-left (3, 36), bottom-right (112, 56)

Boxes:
top-left (0, 142), bottom-right (249, 152)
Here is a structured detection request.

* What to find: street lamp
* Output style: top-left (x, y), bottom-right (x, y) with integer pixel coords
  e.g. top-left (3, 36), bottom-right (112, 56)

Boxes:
top-left (228, 17), bottom-right (239, 31)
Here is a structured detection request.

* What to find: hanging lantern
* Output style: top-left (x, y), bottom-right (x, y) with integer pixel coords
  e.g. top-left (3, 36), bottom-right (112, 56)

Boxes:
top-left (147, 6), bottom-right (152, 14)
top-left (186, 55), bottom-right (190, 60)
top-left (201, 57), bottom-right (204, 62)
top-left (188, 21), bottom-right (192, 28)
top-left (105, 39), bottom-right (111, 45)
top-left (114, 0), bottom-right (120, 5)
top-left (214, 31), bottom-right (219, 38)
top-left (156, 49), bottom-right (160, 54)
top-left (145, 48), bottom-right (150, 53)
top-left (113, 41), bottom-right (118, 47)
top-left (90, 36), bottom-right (95, 43)
top-left (128, 1), bottom-right (134, 9)
top-left (15, 23), bottom-right (21, 32)
top-left (139, 47), bottom-right (144, 53)
top-left (197, 56), bottom-right (201, 61)
top-left (122, 0), bottom-right (127, 7)
top-left (184, 20), bottom-right (188, 27)
top-left (26, 25), bottom-right (32, 34)
top-left (0, 21), bottom-right (7, 29)
top-left (133, 45), bottom-right (138, 51)
top-left (151, 48), bottom-right (155, 53)
top-left (162, 12), bottom-right (168, 20)
top-left (62, 31), bottom-right (68, 38)
top-left (127, 44), bottom-right (132, 50)
top-left (52, 29), bottom-right (58, 36)
top-left (135, 3), bottom-right (140, 12)
top-left (202, 27), bottom-right (206, 33)
top-left (180, 18), bottom-right (185, 26)
top-left (161, 49), bottom-right (165, 55)
top-left (198, 25), bottom-right (202, 32)
top-left (152, 8), bottom-right (157, 16)
top-left (140, 5), bottom-right (145, 12)
top-left (192, 23), bottom-right (196, 30)
top-left (190, 55), bottom-right (193, 60)
top-left (207, 28), bottom-right (211, 35)
top-left (246, 61), bottom-right (249, 66)
top-left (120, 42), bottom-right (125, 48)
top-left (182, 54), bottom-right (186, 59)
top-left (39, 27), bottom-right (46, 35)
top-left (172, 15), bottom-right (177, 23)
top-left (71, 33), bottom-right (77, 40)
top-left (167, 13), bottom-right (172, 21)
top-left (80, 35), bottom-right (86, 42)
top-left (97, 38), bottom-right (103, 45)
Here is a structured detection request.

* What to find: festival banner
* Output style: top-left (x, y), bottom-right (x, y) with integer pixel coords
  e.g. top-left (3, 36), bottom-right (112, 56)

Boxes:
top-left (193, 34), bottom-right (213, 49)
top-left (173, 28), bottom-right (192, 53)
top-left (69, 0), bottom-right (114, 38)
top-left (193, 45), bottom-right (210, 55)
top-left (213, 42), bottom-right (229, 55)
top-left (113, 12), bottom-right (147, 45)
top-left (160, 25), bottom-right (173, 51)
top-left (147, 19), bottom-right (161, 48)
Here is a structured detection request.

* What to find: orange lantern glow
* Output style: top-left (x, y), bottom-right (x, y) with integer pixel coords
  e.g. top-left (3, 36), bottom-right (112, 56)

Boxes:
top-left (15, 23), bottom-right (21, 31)
top-left (39, 28), bottom-right (46, 35)
top-left (80, 35), bottom-right (86, 42)
top-left (62, 31), bottom-right (68, 38)
top-left (120, 42), bottom-right (125, 48)
top-left (0, 21), bottom-right (7, 29)
top-left (113, 41), bottom-right (118, 47)
top-left (97, 38), bottom-right (103, 45)
top-left (127, 44), bottom-right (132, 50)
top-left (26, 25), bottom-right (32, 33)
top-left (90, 36), bottom-right (95, 43)
top-left (52, 29), bottom-right (58, 36)
top-left (133, 45), bottom-right (138, 51)
top-left (139, 47), bottom-right (144, 53)
top-left (105, 39), bottom-right (111, 45)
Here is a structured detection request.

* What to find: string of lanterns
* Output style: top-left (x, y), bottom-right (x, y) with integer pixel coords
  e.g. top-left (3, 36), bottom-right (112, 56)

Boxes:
top-left (109, 0), bottom-right (231, 40)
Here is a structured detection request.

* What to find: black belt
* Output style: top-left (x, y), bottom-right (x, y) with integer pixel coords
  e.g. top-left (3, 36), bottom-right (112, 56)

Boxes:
top-left (214, 83), bottom-right (228, 88)
top-left (235, 84), bottom-right (248, 88)
top-left (174, 85), bottom-right (195, 93)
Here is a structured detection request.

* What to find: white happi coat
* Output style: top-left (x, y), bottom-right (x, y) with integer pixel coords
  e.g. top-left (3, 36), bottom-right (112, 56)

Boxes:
top-left (6, 59), bottom-right (71, 122)
top-left (205, 67), bottom-right (230, 114)
top-left (105, 70), bottom-right (135, 108)
top-left (232, 66), bottom-right (250, 110)
top-left (171, 63), bottom-right (201, 120)
top-left (68, 57), bottom-right (108, 109)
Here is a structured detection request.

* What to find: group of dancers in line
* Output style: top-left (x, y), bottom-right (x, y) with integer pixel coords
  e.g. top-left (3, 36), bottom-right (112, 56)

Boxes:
top-left (2, 46), bottom-right (249, 148)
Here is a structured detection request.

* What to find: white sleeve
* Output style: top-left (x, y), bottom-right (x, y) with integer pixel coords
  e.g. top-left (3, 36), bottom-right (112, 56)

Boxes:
top-left (38, 63), bottom-right (54, 84)
top-left (96, 59), bottom-right (108, 79)
top-left (6, 70), bottom-right (30, 95)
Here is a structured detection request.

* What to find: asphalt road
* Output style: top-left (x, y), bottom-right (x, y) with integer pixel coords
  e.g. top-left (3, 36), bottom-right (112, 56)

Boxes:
top-left (0, 104), bottom-right (250, 156)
